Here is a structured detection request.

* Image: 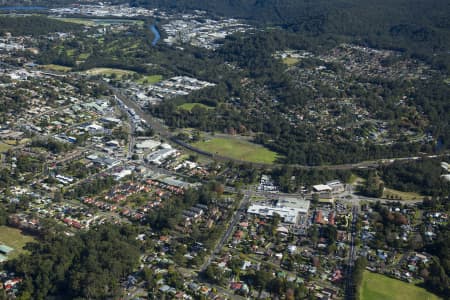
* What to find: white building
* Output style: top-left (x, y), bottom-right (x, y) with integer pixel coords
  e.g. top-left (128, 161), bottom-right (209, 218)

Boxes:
top-left (146, 148), bottom-right (178, 165)
top-left (113, 169), bottom-right (132, 181)
top-left (247, 197), bottom-right (310, 224)
top-left (135, 139), bottom-right (161, 150)
top-left (313, 184), bottom-right (332, 193)
top-left (326, 180), bottom-right (345, 194)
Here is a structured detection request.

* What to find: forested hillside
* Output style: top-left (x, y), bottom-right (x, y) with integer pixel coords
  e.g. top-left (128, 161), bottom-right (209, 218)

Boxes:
top-left (0, 15), bottom-right (82, 36)
top-left (130, 0), bottom-right (450, 48)
top-left (131, 0), bottom-right (450, 71)
top-left (3, 0), bottom-right (449, 67)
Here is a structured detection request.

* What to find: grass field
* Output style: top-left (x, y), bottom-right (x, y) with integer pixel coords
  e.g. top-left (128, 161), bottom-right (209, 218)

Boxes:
top-left (178, 103), bottom-right (214, 111)
top-left (192, 137), bottom-right (279, 164)
top-left (0, 142), bottom-right (12, 152)
top-left (3, 139), bottom-right (29, 146)
top-left (383, 187), bottom-right (422, 201)
top-left (0, 226), bottom-right (36, 259)
top-left (84, 67), bottom-right (136, 78)
top-left (93, 19), bottom-right (144, 26)
top-left (349, 174), bottom-right (364, 184)
top-left (136, 75), bottom-right (163, 85)
top-left (51, 17), bottom-right (96, 26)
top-left (360, 271), bottom-right (441, 300)
top-left (52, 17), bottom-right (143, 26)
top-left (41, 64), bottom-right (72, 72)
top-left (78, 53), bottom-right (89, 60)
top-left (282, 57), bottom-right (299, 66)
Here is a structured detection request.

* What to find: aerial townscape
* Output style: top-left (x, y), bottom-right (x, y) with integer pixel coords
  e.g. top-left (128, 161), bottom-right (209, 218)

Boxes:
top-left (0, 0), bottom-right (448, 299)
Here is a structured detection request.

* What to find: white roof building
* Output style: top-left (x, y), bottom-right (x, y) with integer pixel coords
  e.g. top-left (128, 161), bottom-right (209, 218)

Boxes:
top-left (313, 184), bottom-right (332, 192)
top-left (247, 197), bottom-right (310, 224)
top-left (135, 139), bottom-right (161, 150)
top-left (146, 148), bottom-right (178, 165)
top-left (113, 169), bottom-right (132, 181)
top-left (441, 174), bottom-right (450, 182)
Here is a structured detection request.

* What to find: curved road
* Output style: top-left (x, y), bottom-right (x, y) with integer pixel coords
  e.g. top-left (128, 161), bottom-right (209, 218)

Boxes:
top-left (112, 85), bottom-right (450, 170)
top-left (23, 64), bottom-right (449, 171)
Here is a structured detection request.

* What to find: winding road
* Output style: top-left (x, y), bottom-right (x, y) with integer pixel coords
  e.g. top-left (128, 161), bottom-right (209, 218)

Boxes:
top-left (109, 82), bottom-right (449, 171)
top-left (12, 63), bottom-right (449, 172)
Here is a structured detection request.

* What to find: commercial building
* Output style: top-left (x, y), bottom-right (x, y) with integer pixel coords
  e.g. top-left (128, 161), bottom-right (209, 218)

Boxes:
top-left (135, 139), bottom-right (161, 150)
top-left (313, 180), bottom-right (345, 194)
top-left (247, 197), bottom-right (310, 224)
top-left (146, 148), bottom-right (178, 165)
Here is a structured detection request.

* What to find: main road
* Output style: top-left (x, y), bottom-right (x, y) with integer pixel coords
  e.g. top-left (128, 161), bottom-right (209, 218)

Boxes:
top-left (344, 205), bottom-right (358, 300)
top-left (110, 84), bottom-right (449, 171)
top-left (200, 189), bottom-right (251, 273)
top-left (21, 64), bottom-right (449, 171)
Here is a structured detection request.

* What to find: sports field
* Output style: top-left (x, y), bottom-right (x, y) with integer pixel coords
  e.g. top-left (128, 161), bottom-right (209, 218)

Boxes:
top-left (178, 103), bottom-right (214, 111)
top-left (0, 142), bottom-right (12, 152)
top-left (360, 271), bottom-right (441, 300)
top-left (282, 57), bottom-right (299, 66)
top-left (41, 64), bottom-right (72, 72)
top-left (84, 68), bottom-right (136, 78)
top-left (136, 75), bottom-right (163, 85)
top-left (0, 226), bottom-right (36, 259)
top-left (192, 137), bottom-right (279, 164)
top-left (52, 17), bottom-right (143, 26)
top-left (383, 187), bottom-right (422, 201)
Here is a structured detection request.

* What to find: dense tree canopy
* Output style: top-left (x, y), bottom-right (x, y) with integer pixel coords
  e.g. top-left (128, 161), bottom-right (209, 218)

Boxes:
top-left (380, 159), bottom-right (450, 196)
top-left (5, 225), bottom-right (140, 300)
top-left (0, 16), bottom-right (82, 37)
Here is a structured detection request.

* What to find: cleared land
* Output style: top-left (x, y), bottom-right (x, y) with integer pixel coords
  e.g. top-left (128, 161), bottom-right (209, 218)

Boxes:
top-left (50, 17), bottom-right (96, 26)
top-left (0, 226), bottom-right (36, 259)
top-left (383, 187), bottom-right (423, 201)
top-left (93, 19), bottom-right (143, 26)
top-left (136, 75), bottom-right (163, 85)
top-left (178, 103), bottom-right (214, 111)
top-left (52, 18), bottom-right (143, 26)
top-left (360, 271), bottom-right (441, 300)
top-left (84, 68), bottom-right (136, 78)
top-left (41, 64), bottom-right (72, 72)
top-left (282, 57), bottom-right (299, 66)
top-left (0, 142), bottom-right (12, 152)
top-left (192, 137), bottom-right (279, 164)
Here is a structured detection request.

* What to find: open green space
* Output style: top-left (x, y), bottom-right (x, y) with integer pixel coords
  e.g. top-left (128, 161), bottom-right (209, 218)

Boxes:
top-left (178, 102), bottom-right (214, 111)
top-left (360, 271), bottom-right (441, 300)
top-left (349, 173), bottom-right (364, 184)
top-left (0, 142), bottom-right (12, 152)
top-left (78, 53), bottom-right (89, 60)
top-left (282, 57), bottom-right (299, 66)
top-left (51, 17), bottom-right (143, 27)
top-left (66, 49), bottom-right (76, 57)
top-left (0, 226), bottom-right (36, 259)
top-left (41, 64), bottom-right (72, 72)
top-left (383, 187), bottom-right (423, 201)
top-left (192, 137), bottom-right (279, 164)
top-left (50, 17), bottom-right (96, 26)
top-left (136, 75), bottom-right (163, 85)
top-left (93, 19), bottom-right (143, 26)
top-left (3, 139), bottom-right (29, 146)
top-left (84, 67), bottom-right (136, 78)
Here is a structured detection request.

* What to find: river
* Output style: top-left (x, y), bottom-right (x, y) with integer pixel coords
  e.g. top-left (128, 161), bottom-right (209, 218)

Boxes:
top-left (0, 6), bottom-right (47, 11)
top-left (149, 24), bottom-right (160, 46)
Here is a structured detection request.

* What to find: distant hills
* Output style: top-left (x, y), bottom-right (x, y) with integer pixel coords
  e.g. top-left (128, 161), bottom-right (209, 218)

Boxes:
top-left (130, 0), bottom-right (449, 43)
top-left (2, 0), bottom-right (450, 66)
top-left (129, 0), bottom-right (450, 68)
